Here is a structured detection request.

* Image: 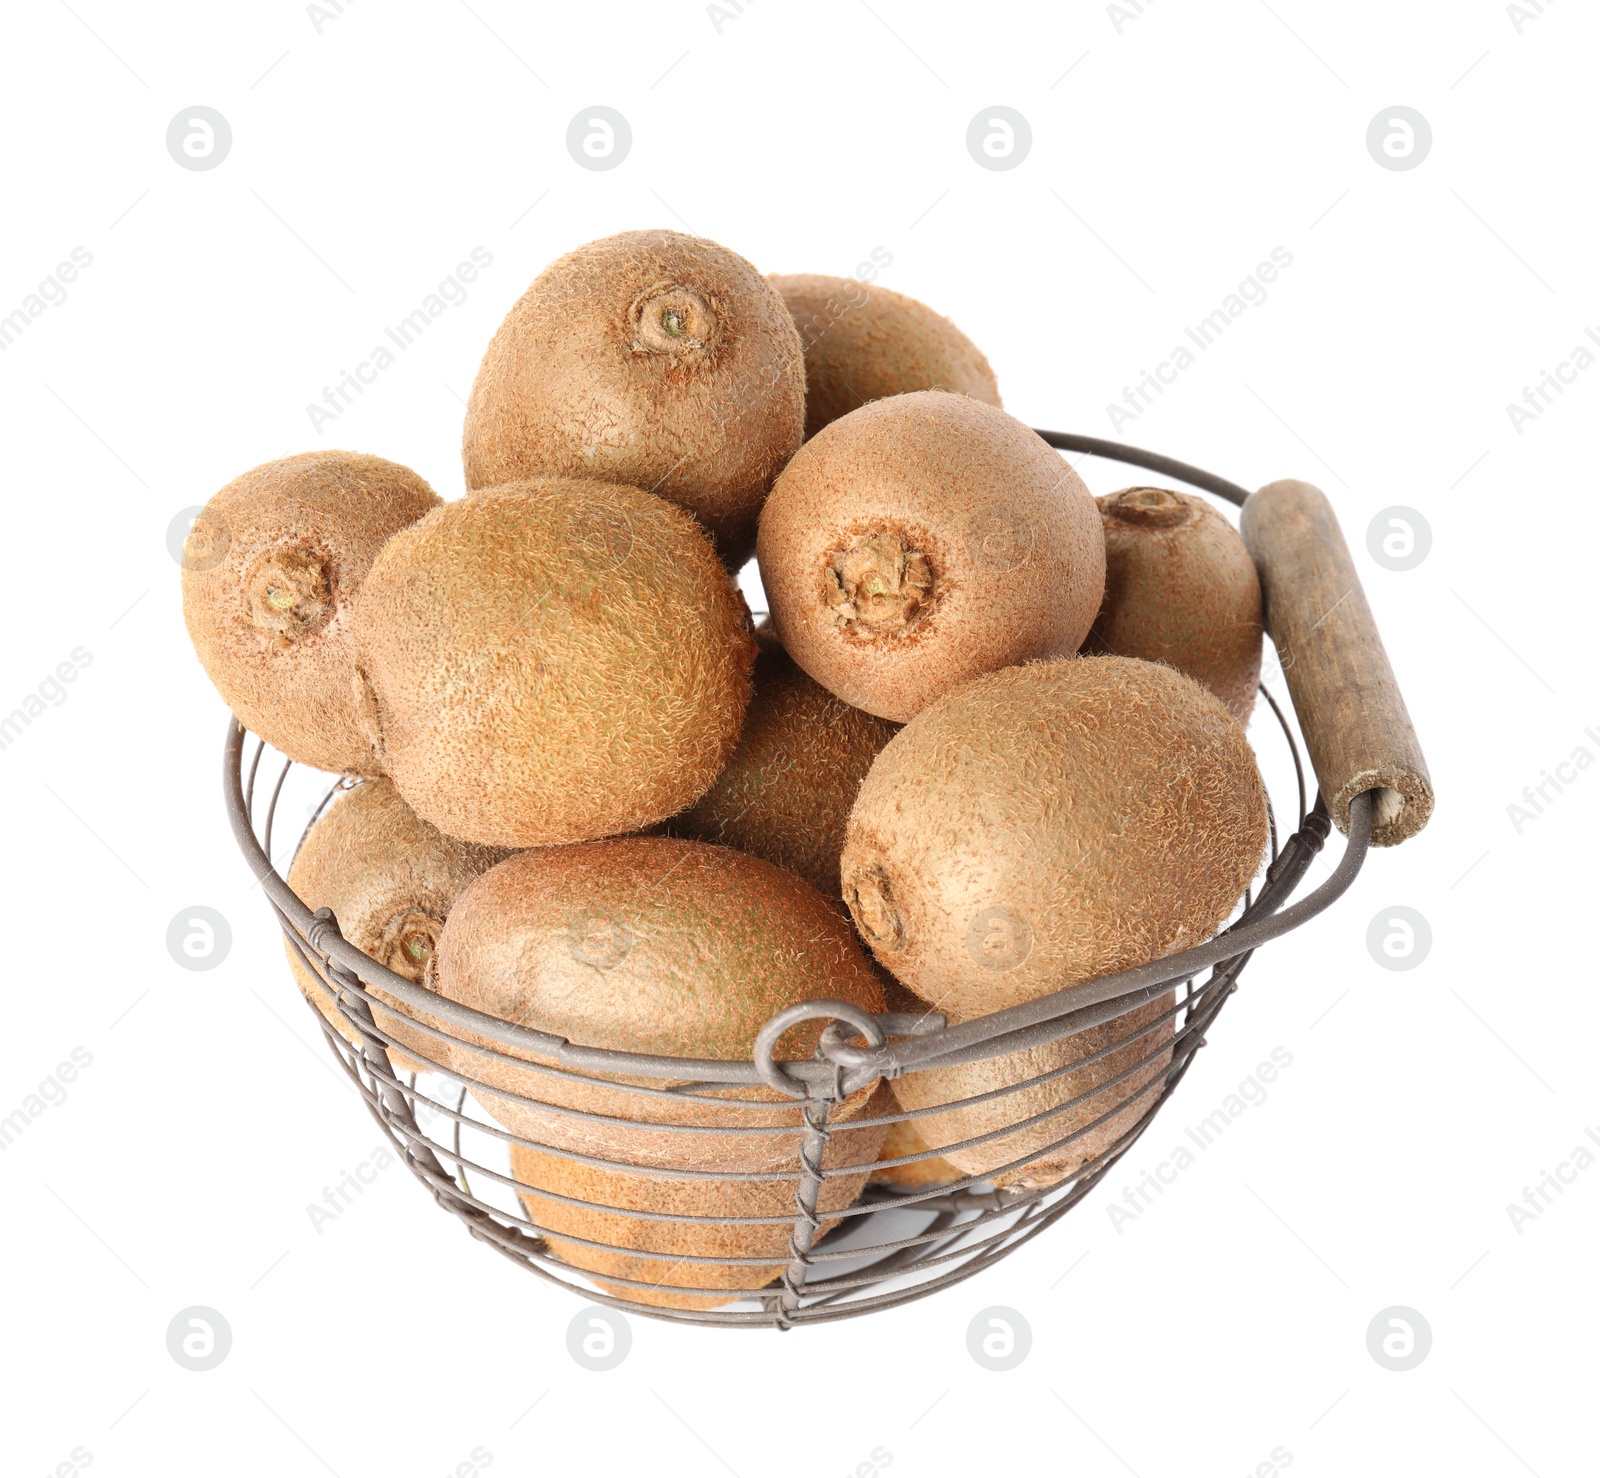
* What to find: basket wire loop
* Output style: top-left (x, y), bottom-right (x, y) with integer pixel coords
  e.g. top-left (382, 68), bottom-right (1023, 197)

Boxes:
top-left (752, 1000), bottom-right (887, 1100)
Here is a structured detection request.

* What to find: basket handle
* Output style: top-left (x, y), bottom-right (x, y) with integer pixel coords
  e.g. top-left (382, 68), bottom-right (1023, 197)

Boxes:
top-left (1240, 479), bottom-right (1434, 847)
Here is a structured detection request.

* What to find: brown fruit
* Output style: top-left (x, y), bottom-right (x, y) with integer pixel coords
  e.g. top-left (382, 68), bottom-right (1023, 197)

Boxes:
top-left (757, 392), bottom-right (1104, 722)
top-left (285, 778), bottom-right (509, 1073)
top-left (867, 1085), bottom-right (964, 1192)
top-left (841, 656), bottom-right (1268, 1020)
top-left (510, 1108), bottom-right (885, 1311)
top-left (666, 629), bottom-right (900, 901)
top-left (349, 480), bottom-right (756, 848)
top-left (434, 836), bottom-right (886, 1172)
top-left (770, 273), bottom-right (1001, 440)
top-left (463, 230), bottom-right (805, 565)
top-left (890, 990), bottom-right (1176, 1190)
top-left (181, 451), bottom-right (439, 772)
top-left (1088, 486), bottom-right (1264, 721)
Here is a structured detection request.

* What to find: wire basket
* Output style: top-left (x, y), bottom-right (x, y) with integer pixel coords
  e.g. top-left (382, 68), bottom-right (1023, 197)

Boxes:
top-left (224, 434), bottom-right (1432, 1328)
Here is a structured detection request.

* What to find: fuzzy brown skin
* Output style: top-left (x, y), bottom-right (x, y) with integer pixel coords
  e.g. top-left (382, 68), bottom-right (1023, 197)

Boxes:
top-left (435, 837), bottom-right (886, 1172)
top-left (770, 273), bottom-right (1001, 440)
top-left (889, 992), bottom-right (1176, 1190)
top-left (285, 778), bottom-right (509, 1072)
top-left (181, 451), bottom-right (440, 772)
top-left (866, 1079), bottom-right (964, 1191)
top-left (1088, 487), bottom-right (1264, 722)
top-left (462, 230), bottom-right (805, 566)
top-left (349, 479), bottom-right (756, 848)
top-left (757, 392), bottom-right (1105, 722)
top-left (511, 1108), bottom-right (884, 1310)
top-left (841, 656), bottom-right (1267, 1019)
top-left (666, 629), bottom-right (900, 901)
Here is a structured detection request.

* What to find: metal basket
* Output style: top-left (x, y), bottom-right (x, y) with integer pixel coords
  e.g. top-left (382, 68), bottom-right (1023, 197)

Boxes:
top-left (224, 433), bottom-right (1432, 1328)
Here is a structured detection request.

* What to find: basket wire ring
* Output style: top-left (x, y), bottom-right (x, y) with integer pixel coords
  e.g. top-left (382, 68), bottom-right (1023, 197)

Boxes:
top-left (752, 1000), bottom-right (888, 1099)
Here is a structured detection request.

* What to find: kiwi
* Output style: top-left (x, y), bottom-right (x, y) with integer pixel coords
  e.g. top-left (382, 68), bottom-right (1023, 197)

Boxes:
top-left (510, 1108), bottom-right (884, 1311)
top-left (770, 273), bottom-right (1001, 440)
top-left (757, 392), bottom-right (1105, 722)
top-left (889, 991), bottom-right (1176, 1190)
top-left (866, 1088), bottom-right (964, 1192)
top-left (666, 628), bottom-right (900, 901)
top-left (285, 778), bottom-right (509, 1072)
top-left (462, 230), bottom-right (805, 566)
top-left (1088, 487), bottom-right (1264, 721)
top-left (181, 451), bottom-right (439, 772)
top-left (434, 836), bottom-right (886, 1173)
top-left (348, 479), bottom-right (756, 848)
top-left (840, 656), bottom-right (1268, 1020)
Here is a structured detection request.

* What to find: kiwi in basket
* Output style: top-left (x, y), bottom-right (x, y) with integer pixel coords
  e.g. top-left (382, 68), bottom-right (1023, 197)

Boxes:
top-left (349, 479), bottom-right (756, 848)
top-left (866, 1086), bottom-right (965, 1191)
top-left (462, 230), bottom-right (805, 566)
top-left (840, 656), bottom-right (1268, 1020)
top-left (770, 273), bottom-right (1000, 440)
top-left (666, 627), bottom-right (900, 902)
top-left (888, 990), bottom-right (1177, 1190)
top-left (181, 451), bottom-right (439, 773)
top-left (285, 778), bottom-right (508, 1073)
top-left (757, 391), bottom-right (1104, 722)
top-left (1088, 487), bottom-right (1264, 722)
top-left (434, 836), bottom-right (885, 1173)
top-left (510, 1108), bottom-right (885, 1311)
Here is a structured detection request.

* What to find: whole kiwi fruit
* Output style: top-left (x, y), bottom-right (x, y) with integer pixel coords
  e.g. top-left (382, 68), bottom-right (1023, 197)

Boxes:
top-left (757, 391), bottom-right (1105, 722)
top-left (349, 479), bottom-right (756, 848)
top-left (462, 230), bottom-right (805, 565)
top-left (841, 656), bottom-right (1268, 1020)
top-left (510, 1109), bottom-right (885, 1311)
top-left (285, 778), bottom-right (508, 1072)
top-left (889, 990), bottom-right (1176, 1190)
top-left (770, 273), bottom-right (1001, 440)
top-left (666, 627), bottom-right (900, 901)
top-left (181, 451), bottom-right (439, 772)
top-left (1088, 486), bottom-right (1264, 721)
top-left (434, 836), bottom-right (886, 1173)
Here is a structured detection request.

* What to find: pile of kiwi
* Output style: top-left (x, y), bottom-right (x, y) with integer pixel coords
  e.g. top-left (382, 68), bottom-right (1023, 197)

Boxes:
top-left (183, 229), bottom-right (1271, 1309)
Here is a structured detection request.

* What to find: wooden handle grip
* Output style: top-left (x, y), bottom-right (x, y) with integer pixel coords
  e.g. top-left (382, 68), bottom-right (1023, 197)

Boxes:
top-left (1240, 479), bottom-right (1433, 847)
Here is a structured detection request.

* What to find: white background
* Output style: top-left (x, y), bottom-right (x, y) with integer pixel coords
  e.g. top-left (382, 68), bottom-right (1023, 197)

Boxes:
top-left (2, 2), bottom-right (1596, 1474)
